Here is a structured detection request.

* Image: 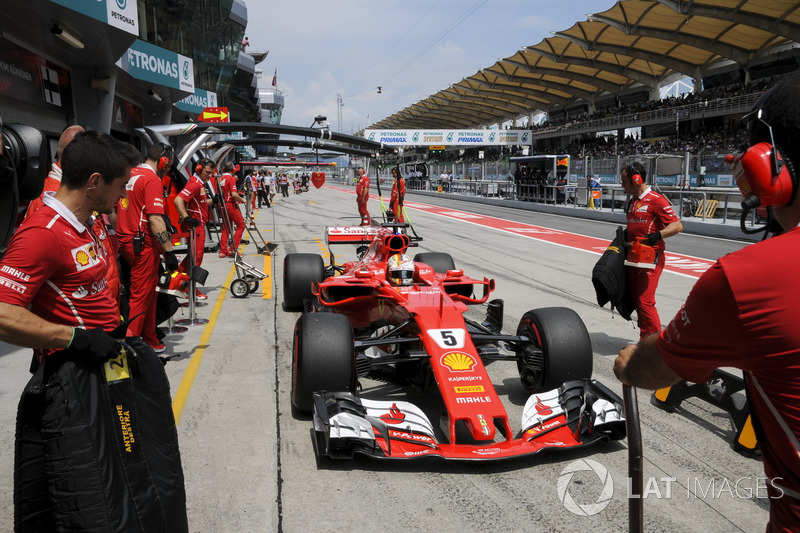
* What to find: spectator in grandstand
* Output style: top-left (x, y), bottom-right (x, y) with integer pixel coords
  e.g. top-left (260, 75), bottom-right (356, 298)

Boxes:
top-left (621, 162), bottom-right (683, 339)
top-left (614, 71), bottom-right (800, 531)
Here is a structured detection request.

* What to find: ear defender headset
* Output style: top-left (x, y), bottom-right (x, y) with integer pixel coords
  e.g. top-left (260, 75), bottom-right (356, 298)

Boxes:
top-left (194, 159), bottom-right (214, 175)
top-left (156, 142), bottom-right (172, 172)
top-left (726, 108), bottom-right (797, 210)
top-left (624, 166), bottom-right (643, 186)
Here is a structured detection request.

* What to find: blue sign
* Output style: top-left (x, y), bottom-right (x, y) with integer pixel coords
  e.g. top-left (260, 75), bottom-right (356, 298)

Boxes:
top-left (50, 0), bottom-right (138, 34)
top-left (175, 88), bottom-right (219, 114)
top-left (116, 40), bottom-right (195, 93)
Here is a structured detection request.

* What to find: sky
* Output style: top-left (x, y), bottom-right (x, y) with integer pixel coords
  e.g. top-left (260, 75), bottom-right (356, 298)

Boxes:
top-left (243, 0), bottom-right (618, 135)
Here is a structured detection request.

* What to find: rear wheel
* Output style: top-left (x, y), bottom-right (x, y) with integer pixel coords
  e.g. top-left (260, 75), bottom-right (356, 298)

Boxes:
top-left (245, 274), bottom-right (259, 294)
top-left (515, 307), bottom-right (593, 393)
top-left (292, 313), bottom-right (355, 413)
top-left (413, 252), bottom-right (455, 273)
top-left (283, 253), bottom-right (324, 310)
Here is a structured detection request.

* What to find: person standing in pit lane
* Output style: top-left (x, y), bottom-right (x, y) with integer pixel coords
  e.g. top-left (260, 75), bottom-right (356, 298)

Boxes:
top-left (174, 159), bottom-right (215, 301)
top-left (218, 161), bottom-right (246, 258)
top-left (615, 72), bottom-right (800, 530)
top-left (355, 166), bottom-right (371, 225)
top-left (621, 162), bottom-right (683, 339)
top-left (116, 143), bottom-right (180, 353)
top-left (0, 130), bottom-right (136, 366)
top-left (388, 167), bottom-right (406, 223)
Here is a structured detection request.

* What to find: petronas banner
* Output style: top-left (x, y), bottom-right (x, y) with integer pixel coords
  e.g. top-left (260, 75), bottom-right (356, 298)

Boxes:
top-left (364, 129), bottom-right (531, 146)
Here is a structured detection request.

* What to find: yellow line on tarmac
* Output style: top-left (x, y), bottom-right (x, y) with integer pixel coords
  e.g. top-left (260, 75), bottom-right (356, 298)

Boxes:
top-left (262, 253), bottom-right (273, 298)
top-left (171, 263), bottom-right (238, 425)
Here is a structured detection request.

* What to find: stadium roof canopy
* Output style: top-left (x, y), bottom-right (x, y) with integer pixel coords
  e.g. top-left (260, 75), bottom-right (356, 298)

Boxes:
top-left (371, 0), bottom-right (800, 130)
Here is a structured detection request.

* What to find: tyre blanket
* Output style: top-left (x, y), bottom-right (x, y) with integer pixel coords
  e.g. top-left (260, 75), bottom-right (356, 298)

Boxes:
top-left (14, 337), bottom-right (187, 532)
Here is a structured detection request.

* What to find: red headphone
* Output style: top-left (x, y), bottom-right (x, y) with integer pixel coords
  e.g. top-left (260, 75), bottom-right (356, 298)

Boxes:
top-left (624, 166), bottom-right (643, 186)
top-left (727, 143), bottom-right (794, 208)
top-left (726, 108), bottom-right (796, 208)
top-left (156, 143), bottom-right (172, 172)
top-left (194, 159), bottom-right (214, 175)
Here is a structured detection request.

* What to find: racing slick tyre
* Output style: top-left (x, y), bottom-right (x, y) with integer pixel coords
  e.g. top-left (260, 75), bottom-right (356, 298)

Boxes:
top-left (515, 307), bottom-right (593, 393)
top-left (292, 312), bottom-right (355, 414)
top-left (283, 253), bottom-right (324, 311)
top-left (413, 252), bottom-right (455, 273)
top-left (230, 278), bottom-right (249, 298)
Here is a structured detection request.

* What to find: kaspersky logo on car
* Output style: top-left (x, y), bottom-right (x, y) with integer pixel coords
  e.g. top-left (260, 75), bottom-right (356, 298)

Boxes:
top-left (441, 352), bottom-right (476, 372)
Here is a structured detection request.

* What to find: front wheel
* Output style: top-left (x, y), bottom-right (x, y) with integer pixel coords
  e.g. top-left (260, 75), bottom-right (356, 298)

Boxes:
top-left (515, 307), bottom-right (593, 393)
top-left (292, 313), bottom-right (355, 413)
top-left (230, 278), bottom-right (249, 298)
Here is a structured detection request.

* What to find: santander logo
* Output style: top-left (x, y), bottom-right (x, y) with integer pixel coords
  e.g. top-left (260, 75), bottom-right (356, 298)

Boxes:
top-left (534, 397), bottom-right (553, 416)
top-left (380, 403), bottom-right (406, 424)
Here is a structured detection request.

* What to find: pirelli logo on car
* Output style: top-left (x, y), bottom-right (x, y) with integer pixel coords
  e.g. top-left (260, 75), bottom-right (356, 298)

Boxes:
top-left (454, 385), bottom-right (485, 393)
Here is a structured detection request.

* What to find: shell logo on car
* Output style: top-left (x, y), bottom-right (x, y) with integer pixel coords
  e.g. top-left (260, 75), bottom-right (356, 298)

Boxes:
top-left (441, 352), bottom-right (476, 372)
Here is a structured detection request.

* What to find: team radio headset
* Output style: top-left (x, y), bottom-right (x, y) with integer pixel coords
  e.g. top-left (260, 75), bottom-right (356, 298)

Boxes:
top-left (726, 108), bottom-right (797, 237)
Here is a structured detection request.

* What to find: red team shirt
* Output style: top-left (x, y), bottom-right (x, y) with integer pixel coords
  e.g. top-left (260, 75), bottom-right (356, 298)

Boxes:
top-left (178, 175), bottom-right (209, 224)
top-left (219, 173), bottom-right (238, 204)
top-left (0, 194), bottom-right (119, 362)
top-left (626, 187), bottom-right (679, 252)
top-left (116, 164), bottom-right (165, 246)
top-left (658, 226), bottom-right (800, 529)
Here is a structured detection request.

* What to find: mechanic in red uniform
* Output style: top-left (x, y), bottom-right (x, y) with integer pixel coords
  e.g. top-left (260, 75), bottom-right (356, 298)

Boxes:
top-left (218, 161), bottom-right (246, 258)
top-left (615, 72), bottom-right (800, 531)
top-left (621, 162), bottom-right (683, 339)
top-left (174, 159), bottom-right (214, 300)
top-left (388, 167), bottom-right (406, 223)
top-left (116, 143), bottom-right (180, 352)
top-left (0, 130), bottom-right (136, 365)
top-left (355, 166), bottom-right (371, 225)
top-left (23, 125), bottom-right (84, 220)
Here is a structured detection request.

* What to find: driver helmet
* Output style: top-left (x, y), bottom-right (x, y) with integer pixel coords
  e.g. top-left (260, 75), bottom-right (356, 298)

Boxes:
top-left (387, 254), bottom-right (415, 286)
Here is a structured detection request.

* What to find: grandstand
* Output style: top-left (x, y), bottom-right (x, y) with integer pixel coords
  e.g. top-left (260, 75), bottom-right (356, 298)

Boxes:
top-left (371, 0), bottom-right (800, 206)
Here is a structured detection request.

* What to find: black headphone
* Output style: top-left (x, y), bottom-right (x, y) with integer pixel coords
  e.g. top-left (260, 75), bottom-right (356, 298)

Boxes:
top-left (727, 108), bottom-right (797, 209)
top-left (156, 142), bottom-right (173, 172)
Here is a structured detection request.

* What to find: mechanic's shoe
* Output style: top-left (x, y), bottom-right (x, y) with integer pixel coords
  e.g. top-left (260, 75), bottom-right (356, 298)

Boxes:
top-left (219, 251), bottom-right (229, 258)
top-left (195, 290), bottom-right (208, 301)
top-left (149, 342), bottom-right (166, 354)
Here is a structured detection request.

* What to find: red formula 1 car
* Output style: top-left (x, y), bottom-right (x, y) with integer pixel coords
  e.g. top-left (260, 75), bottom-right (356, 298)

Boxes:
top-left (283, 223), bottom-right (625, 460)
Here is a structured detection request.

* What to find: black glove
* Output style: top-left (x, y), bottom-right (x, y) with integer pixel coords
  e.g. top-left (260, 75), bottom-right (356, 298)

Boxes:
top-left (164, 250), bottom-right (179, 271)
top-left (643, 231), bottom-right (662, 246)
top-left (184, 216), bottom-right (201, 228)
top-left (69, 327), bottom-right (121, 364)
